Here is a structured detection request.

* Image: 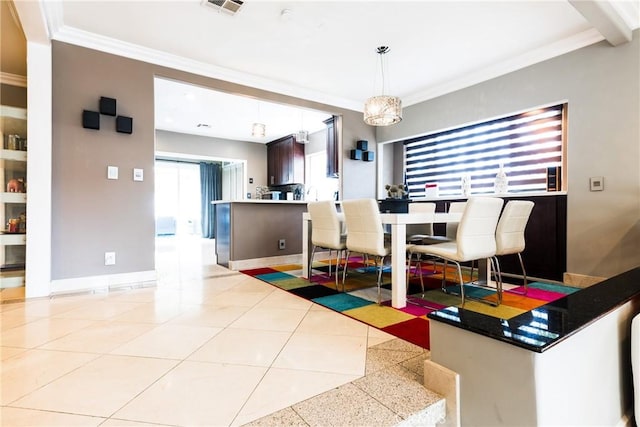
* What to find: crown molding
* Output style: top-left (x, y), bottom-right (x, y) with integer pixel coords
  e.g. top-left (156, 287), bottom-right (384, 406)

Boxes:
top-left (402, 28), bottom-right (604, 107)
top-left (48, 24), bottom-right (363, 113)
top-left (0, 72), bottom-right (28, 88)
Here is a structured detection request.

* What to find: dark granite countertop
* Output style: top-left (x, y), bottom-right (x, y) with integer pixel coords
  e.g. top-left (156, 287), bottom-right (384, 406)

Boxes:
top-left (427, 267), bottom-right (640, 353)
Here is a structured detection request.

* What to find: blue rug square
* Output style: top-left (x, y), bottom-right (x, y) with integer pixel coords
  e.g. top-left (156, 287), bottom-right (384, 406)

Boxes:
top-left (313, 293), bottom-right (374, 312)
top-left (256, 272), bottom-right (295, 282)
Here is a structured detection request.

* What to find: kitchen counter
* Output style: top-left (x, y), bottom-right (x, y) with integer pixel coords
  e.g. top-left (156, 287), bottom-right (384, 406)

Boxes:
top-left (212, 201), bottom-right (308, 270)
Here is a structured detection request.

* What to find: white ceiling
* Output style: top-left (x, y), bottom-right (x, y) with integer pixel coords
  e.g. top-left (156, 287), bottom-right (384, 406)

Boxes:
top-left (32, 0), bottom-right (640, 142)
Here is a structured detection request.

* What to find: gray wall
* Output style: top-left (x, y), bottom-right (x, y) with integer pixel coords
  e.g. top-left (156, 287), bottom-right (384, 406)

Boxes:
top-left (155, 130), bottom-right (267, 196)
top-left (378, 32), bottom-right (640, 278)
top-left (51, 41), bottom-right (376, 281)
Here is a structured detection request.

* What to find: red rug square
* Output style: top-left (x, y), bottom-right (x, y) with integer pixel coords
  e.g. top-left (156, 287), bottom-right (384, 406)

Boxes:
top-left (382, 317), bottom-right (430, 349)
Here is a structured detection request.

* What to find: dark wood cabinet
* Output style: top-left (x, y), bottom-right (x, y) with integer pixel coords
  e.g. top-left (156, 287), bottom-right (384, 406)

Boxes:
top-left (324, 116), bottom-right (339, 178)
top-left (267, 134), bottom-right (305, 186)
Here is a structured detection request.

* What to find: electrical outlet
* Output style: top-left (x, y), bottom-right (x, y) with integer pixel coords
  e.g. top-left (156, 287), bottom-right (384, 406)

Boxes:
top-left (278, 239), bottom-right (285, 250)
top-left (105, 252), bottom-right (116, 265)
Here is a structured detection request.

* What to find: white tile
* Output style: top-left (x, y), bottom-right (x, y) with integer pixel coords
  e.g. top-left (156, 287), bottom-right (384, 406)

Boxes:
top-left (52, 300), bottom-right (146, 321)
top-left (39, 321), bottom-right (154, 354)
top-left (169, 303), bottom-right (251, 328)
top-left (0, 407), bottom-right (104, 426)
top-left (0, 317), bottom-right (98, 348)
top-left (110, 323), bottom-right (221, 359)
top-left (113, 360), bottom-right (267, 426)
top-left (229, 306), bottom-right (309, 332)
top-left (296, 308), bottom-right (369, 337)
top-left (188, 327), bottom-right (292, 367)
top-left (272, 332), bottom-right (367, 376)
top-left (1, 349), bottom-right (98, 405)
top-left (11, 354), bottom-right (178, 417)
top-left (1, 311), bottom-right (43, 331)
top-left (108, 301), bottom-right (186, 324)
top-left (1, 346), bottom-right (26, 361)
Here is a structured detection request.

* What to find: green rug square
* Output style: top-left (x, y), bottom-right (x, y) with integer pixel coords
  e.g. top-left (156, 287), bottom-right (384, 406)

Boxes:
top-left (529, 281), bottom-right (579, 294)
top-left (272, 277), bottom-right (314, 291)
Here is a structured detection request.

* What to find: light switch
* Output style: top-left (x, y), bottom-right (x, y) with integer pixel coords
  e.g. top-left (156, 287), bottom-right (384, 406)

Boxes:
top-left (107, 166), bottom-right (119, 180)
top-left (133, 168), bottom-right (144, 182)
top-left (590, 176), bottom-right (604, 191)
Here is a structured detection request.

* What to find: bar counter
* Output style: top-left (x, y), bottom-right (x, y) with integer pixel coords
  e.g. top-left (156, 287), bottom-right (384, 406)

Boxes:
top-left (427, 267), bottom-right (640, 426)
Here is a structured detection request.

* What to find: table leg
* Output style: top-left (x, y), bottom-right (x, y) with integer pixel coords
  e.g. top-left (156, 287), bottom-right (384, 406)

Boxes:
top-left (390, 223), bottom-right (407, 309)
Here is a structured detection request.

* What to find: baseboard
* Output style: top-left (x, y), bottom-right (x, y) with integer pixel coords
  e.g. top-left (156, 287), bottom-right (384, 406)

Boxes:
top-left (229, 254), bottom-right (302, 271)
top-left (50, 270), bottom-right (157, 296)
top-left (616, 408), bottom-right (634, 427)
top-left (563, 272), bottom-right (607, 288)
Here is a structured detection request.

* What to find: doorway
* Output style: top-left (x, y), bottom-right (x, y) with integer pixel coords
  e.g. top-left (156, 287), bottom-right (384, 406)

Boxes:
top-left (155, 160), bottom-right (201, 237)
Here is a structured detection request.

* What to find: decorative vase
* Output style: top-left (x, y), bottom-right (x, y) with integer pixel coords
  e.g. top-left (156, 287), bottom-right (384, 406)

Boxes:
top-left (461, 174), bottom-right (471, 197)
top-left (494, 164), bottom-right (509, 194)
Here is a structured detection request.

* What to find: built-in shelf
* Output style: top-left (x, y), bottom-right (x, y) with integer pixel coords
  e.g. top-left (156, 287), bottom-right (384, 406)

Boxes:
top-left (1, 105), bottom-right (27, 293)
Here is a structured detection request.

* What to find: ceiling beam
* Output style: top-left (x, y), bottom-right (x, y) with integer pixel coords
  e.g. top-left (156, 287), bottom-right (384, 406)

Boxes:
top-left (569, 0), bottom-right (633, 46)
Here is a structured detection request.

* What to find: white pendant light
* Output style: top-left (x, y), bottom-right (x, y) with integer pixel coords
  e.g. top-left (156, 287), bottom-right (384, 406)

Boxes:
top-left (251, 100), bottom-right (266, 138)
top-left (296, 130), bottom-right (309, 144)
top-left (364, 46), bottom-right (402, 126)
top-left (251, 122), bottom-right (265, 138)
top-left (296, 110), bottom-right (309, 144)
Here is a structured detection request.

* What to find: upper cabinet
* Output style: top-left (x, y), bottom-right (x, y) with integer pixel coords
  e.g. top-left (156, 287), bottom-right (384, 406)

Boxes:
top-left (0, 105), bottom-right (27, 291)
top-left (324, 116), bottom-right (339, 178)
top-left (267, 134), bottom-right (305, 186)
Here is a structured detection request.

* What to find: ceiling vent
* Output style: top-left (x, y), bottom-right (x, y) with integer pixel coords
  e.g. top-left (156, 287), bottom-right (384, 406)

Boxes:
top-left (202, 0), bottom-right (243, 15)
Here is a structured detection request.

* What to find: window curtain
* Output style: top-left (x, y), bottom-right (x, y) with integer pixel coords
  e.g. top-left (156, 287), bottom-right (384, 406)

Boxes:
top-left (200, 162), bottom-right (222, 239)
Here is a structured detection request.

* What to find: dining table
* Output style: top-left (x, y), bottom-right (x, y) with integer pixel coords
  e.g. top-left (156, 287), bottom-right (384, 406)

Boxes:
top-left (302, 210), bottom-right (465, 309)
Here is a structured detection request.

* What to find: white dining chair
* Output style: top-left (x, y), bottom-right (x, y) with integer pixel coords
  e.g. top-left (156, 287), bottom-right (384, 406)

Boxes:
top-left (493, 200), bottom-right (535, 294)
top-left (307, 200), bottom-right (347, 290)
top-left (408, 197), bottom-right (504, 305)
top-left (341, 198), bottom-right (391, 305)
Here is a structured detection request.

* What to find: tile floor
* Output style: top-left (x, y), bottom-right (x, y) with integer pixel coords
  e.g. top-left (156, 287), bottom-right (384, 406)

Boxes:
top-left (0, 236), bottom-right (444, 426)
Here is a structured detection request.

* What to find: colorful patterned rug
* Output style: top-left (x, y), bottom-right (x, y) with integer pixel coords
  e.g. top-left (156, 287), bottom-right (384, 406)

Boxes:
top-left (241, 257), bottom-right (579, 349)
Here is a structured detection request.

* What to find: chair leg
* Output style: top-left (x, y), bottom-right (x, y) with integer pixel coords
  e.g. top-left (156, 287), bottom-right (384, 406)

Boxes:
top-left (376, 255), bottom-right (386, 305)
top-left (335, 249), bottom-right (344, 291)
top-left (442, 260), bottom-right (449, 292)
top-left (309, 245), bottom-right (317, 282)
top-left (327, 249), bottom-right (333, 278)
top-left (406, 252), bottom-right (425, 295)
top-left (498, 253), bottom-right (529, 296)
top-left (342, 250), bottom-right (350, 290)
top-left (454, 261), bottom-right (466, 305)
top-left (489, 257), bottom-right (503, 305)
top-left (518, 252), bottom-right (528, 294)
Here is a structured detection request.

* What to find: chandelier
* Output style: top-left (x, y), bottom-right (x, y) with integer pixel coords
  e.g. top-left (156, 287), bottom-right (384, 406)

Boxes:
top-left (363, 46), bottom-right (402, 126)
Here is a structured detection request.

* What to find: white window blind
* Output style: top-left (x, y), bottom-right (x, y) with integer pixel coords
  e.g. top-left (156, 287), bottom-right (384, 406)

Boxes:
top-left (404, 104), bottom-right (564, 198)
